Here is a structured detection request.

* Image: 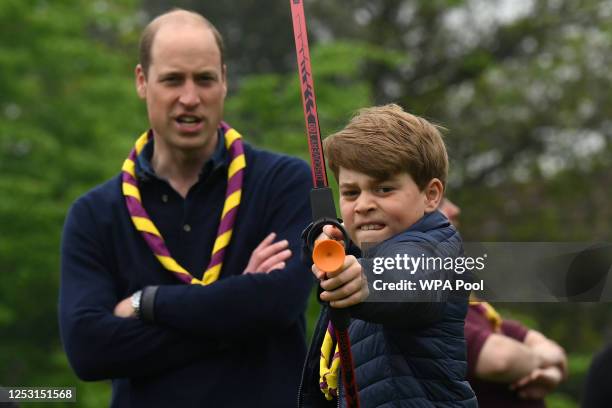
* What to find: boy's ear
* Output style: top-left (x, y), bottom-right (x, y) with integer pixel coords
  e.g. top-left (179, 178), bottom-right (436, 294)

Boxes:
top-left (423, 178), bottom-right (444, 213)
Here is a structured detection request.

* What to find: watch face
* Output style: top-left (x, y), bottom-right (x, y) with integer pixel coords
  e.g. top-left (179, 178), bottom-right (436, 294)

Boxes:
top-left (131, 291), bottom-right (142, 315)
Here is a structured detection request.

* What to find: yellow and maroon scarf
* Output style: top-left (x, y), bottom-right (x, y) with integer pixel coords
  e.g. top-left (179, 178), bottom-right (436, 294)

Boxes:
top-left (320, 321), bottom-right (341, 400)
top-left (121, 122), bottom-right (245, 285)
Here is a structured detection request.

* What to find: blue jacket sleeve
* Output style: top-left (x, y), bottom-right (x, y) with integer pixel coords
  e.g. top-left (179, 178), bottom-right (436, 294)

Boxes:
top-left (151, 158), bottom-right (314, 337)
top-left (59, 198), bottom-right (217, 381)
top-left (349, 241), bottom-right (449, 328)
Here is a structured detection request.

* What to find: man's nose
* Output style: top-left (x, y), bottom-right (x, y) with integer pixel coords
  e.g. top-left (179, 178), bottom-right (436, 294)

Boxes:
top-left (179, 81), bottom-right (200, 107)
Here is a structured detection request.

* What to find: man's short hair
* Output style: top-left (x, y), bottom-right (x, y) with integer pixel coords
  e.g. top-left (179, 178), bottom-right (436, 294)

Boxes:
top-left (323, 103), bottom-right (448, 190)
top-left (138, 8), bottom-right (225, 77)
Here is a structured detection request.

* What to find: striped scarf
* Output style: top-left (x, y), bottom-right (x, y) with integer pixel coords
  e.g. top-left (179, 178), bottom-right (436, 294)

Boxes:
top-left (320, 321), bottom-right (341, 400)
top-left (121, 122), bottom-right (246, 284)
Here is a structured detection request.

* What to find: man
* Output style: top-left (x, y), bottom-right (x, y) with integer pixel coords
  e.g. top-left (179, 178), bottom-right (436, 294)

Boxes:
top-left (59, 9), bottom-right (313, 407)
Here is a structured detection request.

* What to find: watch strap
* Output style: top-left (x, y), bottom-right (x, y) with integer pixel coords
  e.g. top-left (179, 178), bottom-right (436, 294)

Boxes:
top-left (141, 286), bottom-right (159, 323)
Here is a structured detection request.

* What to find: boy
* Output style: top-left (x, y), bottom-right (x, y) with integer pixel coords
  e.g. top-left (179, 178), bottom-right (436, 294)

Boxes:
top-left (298, 104), bottom-right (477, 407)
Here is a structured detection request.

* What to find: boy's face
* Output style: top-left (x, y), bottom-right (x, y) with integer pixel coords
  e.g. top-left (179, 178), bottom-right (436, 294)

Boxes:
top-left (338, 167), bottom-right (440, 247)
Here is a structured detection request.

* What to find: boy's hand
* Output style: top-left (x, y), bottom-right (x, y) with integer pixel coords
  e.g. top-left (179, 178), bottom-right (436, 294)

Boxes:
top-left (243, 232), bottom-right (291, 274)
top-left (319, 224), bottom-right (345, 244)
top-left (314, 255), bottom-right (369, 308)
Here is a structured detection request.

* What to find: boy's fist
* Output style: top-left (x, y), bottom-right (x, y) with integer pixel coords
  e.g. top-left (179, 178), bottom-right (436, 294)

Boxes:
top-left (313, 255), bottom-right (369, 308)
top-left (319, 224), bottom-right (345, 243)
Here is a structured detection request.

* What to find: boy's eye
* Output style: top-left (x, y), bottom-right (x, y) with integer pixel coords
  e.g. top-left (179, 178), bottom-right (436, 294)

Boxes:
top-left (375, 186), bottom-right (394, 194)
top-left (341, 190), bottom-right (358, 198)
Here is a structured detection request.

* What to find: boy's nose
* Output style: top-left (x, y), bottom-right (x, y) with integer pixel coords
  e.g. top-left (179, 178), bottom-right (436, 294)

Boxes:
top-left (354, 193), bottom-right (376, 213)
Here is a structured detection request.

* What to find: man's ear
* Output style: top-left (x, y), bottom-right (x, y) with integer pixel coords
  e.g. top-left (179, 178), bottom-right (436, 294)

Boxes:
top-left (221, 64), bottom-right (228, 98)
top-left (423, 178), bottom-right (444, 213)
top-left (135, 64), bottom-right (147, 99)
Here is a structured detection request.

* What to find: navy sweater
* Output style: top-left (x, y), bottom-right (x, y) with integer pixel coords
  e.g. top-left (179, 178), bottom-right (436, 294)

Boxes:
top-left (59, 135), bottom-right (314, 407)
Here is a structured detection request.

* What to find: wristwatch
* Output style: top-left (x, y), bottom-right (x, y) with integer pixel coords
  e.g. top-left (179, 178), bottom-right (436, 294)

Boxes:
top-left (131, 290), bottom-right (143, 319)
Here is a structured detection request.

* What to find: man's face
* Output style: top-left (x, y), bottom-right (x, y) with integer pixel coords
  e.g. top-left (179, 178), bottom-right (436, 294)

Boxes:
top-left (339, 167), bottom-right (437, 247)
top-left (135, 23), bottom-right (227, 155)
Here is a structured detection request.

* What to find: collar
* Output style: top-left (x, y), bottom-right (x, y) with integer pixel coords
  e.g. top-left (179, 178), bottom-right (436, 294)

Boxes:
top-left (406, 210), bottom-right (450, 233)
top-left (135, 129), bottom-right (227, 182)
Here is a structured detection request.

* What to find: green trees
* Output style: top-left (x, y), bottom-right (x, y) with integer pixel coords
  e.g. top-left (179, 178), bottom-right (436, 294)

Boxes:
top-left (1, 0), bottom-right (140, 403)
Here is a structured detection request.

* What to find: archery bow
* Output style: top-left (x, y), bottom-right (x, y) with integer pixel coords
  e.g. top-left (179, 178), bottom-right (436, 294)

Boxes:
top-left (289, 1), bottom-right (360, 406)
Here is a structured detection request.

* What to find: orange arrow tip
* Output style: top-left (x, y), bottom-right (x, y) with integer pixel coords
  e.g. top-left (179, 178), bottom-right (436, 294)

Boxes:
top-left (313, 239), bottom-right (345, 273)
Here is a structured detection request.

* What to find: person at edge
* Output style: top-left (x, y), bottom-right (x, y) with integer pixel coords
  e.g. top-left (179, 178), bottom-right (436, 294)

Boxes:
top-left (59, 9), bottom-right (313, 408)
top-left (439, 199), bottom-right (568, 408)
top-left (298, 104), bottom-right (478, 407)
top-left (582, 343), bottom-right (612, 407)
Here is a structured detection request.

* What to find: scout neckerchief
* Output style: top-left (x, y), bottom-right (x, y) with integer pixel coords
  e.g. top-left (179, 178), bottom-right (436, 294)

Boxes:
top-left (469, 295), bottom-right (503, 332)
top-left (121, 122), bottom-right (246, 284)
top-left (320, 321), bottom-right (341, 400)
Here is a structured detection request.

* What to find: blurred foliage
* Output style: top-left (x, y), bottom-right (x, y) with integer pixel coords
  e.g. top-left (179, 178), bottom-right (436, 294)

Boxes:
top-left (0, 0), bottom-right (142, 405)
top-left (2, 0), bottom-right (612, 407)
top-left (225, 40), bottom-right (403, 158)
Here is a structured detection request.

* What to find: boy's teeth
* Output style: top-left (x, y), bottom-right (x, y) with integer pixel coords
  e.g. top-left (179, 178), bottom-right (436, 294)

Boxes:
top-left (178, 116), bottom-right (198, 123)
top-left (361, 224), bottom-right (383, 231)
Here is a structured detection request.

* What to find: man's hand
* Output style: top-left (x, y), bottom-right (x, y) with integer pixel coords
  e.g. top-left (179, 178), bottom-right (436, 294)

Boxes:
top-left (243, 232), bottom-right (292, 274)
top-left (528, 333), bottom-right (568, 378)
top-left (511, 366), bottom-right (563, 399)
top-left (114, 296), bottom-right (135, 318)
top-left (314, 255), bottom-right (368, 308)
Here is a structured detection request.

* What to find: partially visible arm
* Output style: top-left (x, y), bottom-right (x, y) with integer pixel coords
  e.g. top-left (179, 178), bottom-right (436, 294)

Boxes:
top-left (470, 318), bottom-right (566, 389)
top-left (474, 333), bottom-right (542, 383)
top-left (59, 198), bottom-right (215, 381)
top-left (113, 232), bottom-right (293, 317)
top-left (305, 226), bottom-right (447, 328)
top-left (348, 241), bottom-right (449, 328)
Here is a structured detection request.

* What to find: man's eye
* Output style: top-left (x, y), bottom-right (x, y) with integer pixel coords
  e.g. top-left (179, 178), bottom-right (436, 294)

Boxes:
top-left (376, 187), bottom-right (394, 193)
top-left (162, 77), bottom-right (181, 84)
top-left (196, 76), bottom-right (215, 84)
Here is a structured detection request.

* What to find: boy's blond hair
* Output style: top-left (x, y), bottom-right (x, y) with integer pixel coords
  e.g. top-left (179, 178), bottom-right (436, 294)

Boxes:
top-left (323, 104), bottom-right (448, 190)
